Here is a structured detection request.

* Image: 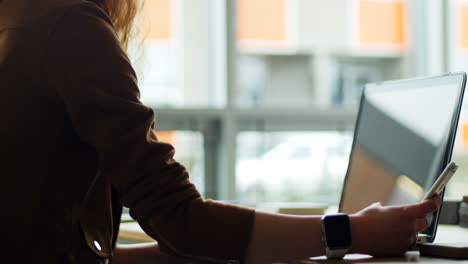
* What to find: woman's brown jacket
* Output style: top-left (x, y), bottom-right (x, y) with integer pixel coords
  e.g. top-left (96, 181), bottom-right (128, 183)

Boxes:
top-left (0, 0), bottom-right (254, 263)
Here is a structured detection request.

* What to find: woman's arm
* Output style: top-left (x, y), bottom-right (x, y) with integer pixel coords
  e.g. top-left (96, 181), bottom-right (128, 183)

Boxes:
top-left (44, 4), bottom-right (255, 261)
top-left (112, 196), bottom-right (441, 264)
top-left (244, 196), bottom-right (441, 264)
top-left (245, 211), bottom-right (324, 263)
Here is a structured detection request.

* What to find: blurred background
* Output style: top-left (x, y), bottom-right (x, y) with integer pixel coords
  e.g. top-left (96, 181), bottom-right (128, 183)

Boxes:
top-left (130, 0), bottom-right (468, 210)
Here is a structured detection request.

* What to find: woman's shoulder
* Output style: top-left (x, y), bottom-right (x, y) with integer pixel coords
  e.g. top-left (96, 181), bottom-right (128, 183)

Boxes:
top-left (0, 0), bottom-right (112, 35)
top-left (41, 0), bottom-right (132, 87)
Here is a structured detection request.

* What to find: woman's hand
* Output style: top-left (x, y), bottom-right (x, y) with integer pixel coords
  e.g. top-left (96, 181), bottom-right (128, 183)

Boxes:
top-left (350, 196), bottom-right (442, 257)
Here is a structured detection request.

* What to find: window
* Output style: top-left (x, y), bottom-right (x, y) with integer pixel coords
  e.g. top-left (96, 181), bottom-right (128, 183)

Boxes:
top-left (155, 131), bottom-right (205, 194)
top-left (138, 0), bottom-right (225, 108)
top-left (447, 0), bottom-right (468, 199)
top-left (132, 0), bottom-right (467, 207)
top-left (448, 108), bottom-right (468, 200)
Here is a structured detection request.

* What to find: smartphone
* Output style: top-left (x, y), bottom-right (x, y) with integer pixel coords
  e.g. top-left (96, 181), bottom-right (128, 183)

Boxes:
top-left (422, 161), bottom-right (458, 201)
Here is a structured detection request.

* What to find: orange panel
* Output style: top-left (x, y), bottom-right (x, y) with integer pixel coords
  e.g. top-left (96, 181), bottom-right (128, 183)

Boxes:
top-left (463, 124), bottom-right (468, 149)
top-left (154, 131), bottom-right (176, 145)
top-left (461, 5), bottom-right (468, 49)
top-left (359, 1), bottom-right (405, 44)
top-left (144, 0), bottom-right (172, 40)
top-left (237, 0), bottom-right (287, 41)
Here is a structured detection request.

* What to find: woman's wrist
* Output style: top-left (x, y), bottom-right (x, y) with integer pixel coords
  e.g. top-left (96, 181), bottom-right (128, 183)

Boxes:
top-left (348, 214), bottom-right (365, 254)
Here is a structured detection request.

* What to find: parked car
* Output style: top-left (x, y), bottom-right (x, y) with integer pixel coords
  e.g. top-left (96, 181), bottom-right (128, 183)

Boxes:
top-left (236, 134), bottom-right (351, 205)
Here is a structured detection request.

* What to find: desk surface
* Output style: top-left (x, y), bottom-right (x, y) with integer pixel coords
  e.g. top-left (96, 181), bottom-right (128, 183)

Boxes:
top-left (309, 225), bottom-right (468, 263)
top-left (119, 223), bottom-right (468, 263)
top-left (307, 251), bottom-right (466, 263)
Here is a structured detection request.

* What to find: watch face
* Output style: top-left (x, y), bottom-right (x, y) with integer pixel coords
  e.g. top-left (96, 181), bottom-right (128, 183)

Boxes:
top-left (323, 215), bottom-right (352, 248)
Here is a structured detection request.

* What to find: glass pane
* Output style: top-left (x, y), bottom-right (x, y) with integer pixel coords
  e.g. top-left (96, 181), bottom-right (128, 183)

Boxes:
top-left (450, 1), bottom-right (468, 73)
top-left (236, 131), bottom-right (353, 208)
top-left (235, 0), bottom-right (407, 108)
top-left (450, 1), bottom-right (468, 202)
top-left (133, 0), bottom-right (225, 108)
top-left (155, 131), bottom-right (205, 195)
top-left (447, 107), bottom-right (468, 200)
top-left (139, 42), bottom-right (179, 106)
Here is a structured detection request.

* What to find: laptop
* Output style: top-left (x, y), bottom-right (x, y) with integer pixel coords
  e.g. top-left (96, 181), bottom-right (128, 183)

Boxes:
top-left (339, 72), bottom-right (466, 244)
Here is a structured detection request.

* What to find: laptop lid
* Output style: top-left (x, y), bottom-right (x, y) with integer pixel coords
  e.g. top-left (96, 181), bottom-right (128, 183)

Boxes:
top-left (339, 72), bottom-right (466, 243)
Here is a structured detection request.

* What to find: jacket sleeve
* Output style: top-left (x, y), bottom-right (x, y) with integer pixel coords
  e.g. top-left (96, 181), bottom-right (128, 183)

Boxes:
top-left (42, 3), bottom-right (255, 263)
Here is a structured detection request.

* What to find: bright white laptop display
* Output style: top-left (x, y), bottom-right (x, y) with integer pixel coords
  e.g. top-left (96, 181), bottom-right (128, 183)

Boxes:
top-left (339, 72), bottom-right (466, 243)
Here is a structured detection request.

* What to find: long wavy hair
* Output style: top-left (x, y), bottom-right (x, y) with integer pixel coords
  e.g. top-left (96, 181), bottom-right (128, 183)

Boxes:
top-left (91, 0), bottom-right (143, 51)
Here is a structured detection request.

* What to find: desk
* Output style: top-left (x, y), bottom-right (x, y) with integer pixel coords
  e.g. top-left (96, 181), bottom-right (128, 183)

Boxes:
top-left (118, 224), bottom-right (468, 263)
top-left (119, 221), bottom-right (155, 243)
top-left (309, 225), bottom-right (468, 263)
top-left (306, 251), bottom-right (466, 263)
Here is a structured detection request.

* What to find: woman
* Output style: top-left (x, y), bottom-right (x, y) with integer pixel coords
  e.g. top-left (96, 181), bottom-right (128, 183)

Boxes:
top-left (0, 0), bottom-right (441, 263)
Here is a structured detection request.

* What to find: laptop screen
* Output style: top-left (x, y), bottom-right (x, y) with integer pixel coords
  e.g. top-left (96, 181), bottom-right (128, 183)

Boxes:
top-left (339, 73), bottom-right (466, 242)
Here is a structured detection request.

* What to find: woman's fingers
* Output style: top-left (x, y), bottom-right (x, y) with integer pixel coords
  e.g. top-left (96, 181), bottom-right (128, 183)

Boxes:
top-left (414, 215), bottom-right (430, 232)
top-left (352, 196), bottom-right (443, 257)
top-left (405, 196), bottom-right (442, 218)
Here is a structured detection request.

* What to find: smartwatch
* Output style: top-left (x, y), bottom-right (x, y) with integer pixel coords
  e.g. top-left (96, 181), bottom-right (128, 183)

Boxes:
top-left (321, 214), bottom-right (352, 259)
